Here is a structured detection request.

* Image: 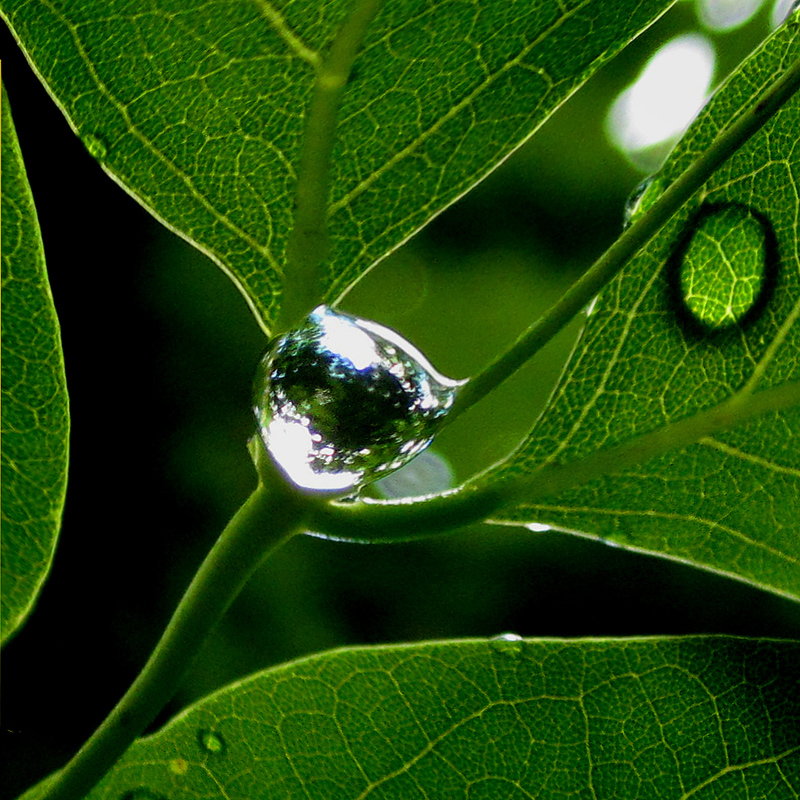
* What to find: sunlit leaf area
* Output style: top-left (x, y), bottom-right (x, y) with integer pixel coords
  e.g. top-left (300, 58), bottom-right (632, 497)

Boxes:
top-left (2, 0), bottom-right (799, 796)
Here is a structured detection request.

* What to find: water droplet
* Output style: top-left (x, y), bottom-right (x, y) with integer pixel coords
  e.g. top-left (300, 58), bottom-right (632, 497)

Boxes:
top-left (373, 448), bottom-right (455, 499)
top-left (82, 132), bottom-right (108, 160)
top-left (168, 758), bottom-right (189, 775)
top-left (526, 522), bottom-right (551, 533)
top-left (198, 729), bottom-right (226, 755)
top-left (254, 306), bottom-right (464, 494)
top-left (120, 789), bottom-right (164, 800)
top-left (490, 633), bottom-right (524, 655)
top-left (623, 176), bottom-right (666, 228)
top-left (668, 203), bottom-right (778, 336)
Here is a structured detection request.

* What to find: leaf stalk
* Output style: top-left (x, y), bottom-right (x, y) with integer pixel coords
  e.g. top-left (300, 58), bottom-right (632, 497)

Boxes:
top-left (279, 0), bottom-right (384, 331)
top-left (30, 455), bottom-right (319, 800)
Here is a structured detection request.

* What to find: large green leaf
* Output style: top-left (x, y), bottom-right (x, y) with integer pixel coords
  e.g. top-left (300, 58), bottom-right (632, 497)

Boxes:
top-left (1, 84), bottom-right (70, 645)
top-left (0, 0), bottom-right (675, 332)
top-left (44, 637), bottom-right (798, 799)
top-left (492, 23), bottom-right (800, 600)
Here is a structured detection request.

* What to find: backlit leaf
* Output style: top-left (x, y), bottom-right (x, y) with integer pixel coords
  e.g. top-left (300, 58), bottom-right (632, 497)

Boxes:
top-left (0, 0), bottom-right (676, 331)
top-left (493, 22), bottom-right (800, 601)
top-left (1, 84), bottom-right (70, 645)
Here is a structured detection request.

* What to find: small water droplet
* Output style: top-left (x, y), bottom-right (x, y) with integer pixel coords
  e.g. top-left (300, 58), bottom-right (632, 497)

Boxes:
top-left (490, 632), bottom-right (524, 655)
top-left (623, 176), bottom-right (666, 228)
top-left (82, 132), bottom-right (108, 160)
top-left (168, 758), bottom-right (189, 776)
top-left (254, 306), bottom-right (464, 494)
top-left (198, 729), bottom-right (226, 755)
top-left (668, 203), bottom-right (778, 336)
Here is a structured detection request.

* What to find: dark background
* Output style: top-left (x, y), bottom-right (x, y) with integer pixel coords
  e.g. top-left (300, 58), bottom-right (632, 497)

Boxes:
top-left (3, 3), bottom-right (800, 797)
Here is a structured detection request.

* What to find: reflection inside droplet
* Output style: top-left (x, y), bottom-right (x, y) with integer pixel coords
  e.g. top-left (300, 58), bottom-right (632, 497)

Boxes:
top-left (82, 132), bottom-right (108, 160)
top-left (254, 306), bottom-right (464, 494)
top-left (669, 202), bottom-right (778, 334)
top-left (198, 729), bottom-right (226, 755)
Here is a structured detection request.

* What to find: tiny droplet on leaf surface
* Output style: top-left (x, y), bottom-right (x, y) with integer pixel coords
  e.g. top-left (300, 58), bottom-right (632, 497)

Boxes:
top-left (668, 203), bottom-right (778, 336)
top-left (82, 132), bottom-right (108, 160)
top-left (490, 633), bottom-right (524, 655)
top-left (623, 175), bottom-right (666, 228)
top-left (198, 729), bottom-right (226, 755)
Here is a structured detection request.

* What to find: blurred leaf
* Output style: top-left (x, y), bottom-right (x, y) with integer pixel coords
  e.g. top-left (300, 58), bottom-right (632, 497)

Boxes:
top-left (0, 0), bottom-right (676, 331)
top-left (52, 637), bottom-right (800, 799)
top-left (1, 84), bottom-right (69, 645)
top-left (493, 23), bottom-right (800, 600)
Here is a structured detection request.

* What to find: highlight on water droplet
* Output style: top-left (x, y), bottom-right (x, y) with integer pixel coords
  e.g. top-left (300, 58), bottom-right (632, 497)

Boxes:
top-left (254, 305), bottom-right (464, 494)
top-left (490, 633), bottom-right (524, 655)
top-left (623, 176), bottom-right (666, 228)
top-left (198, 729), bottom-right (226, 755)
top-left (667, 202), bottom-right (778, 336)
top-left (82, 132), bottom-right (108, 160)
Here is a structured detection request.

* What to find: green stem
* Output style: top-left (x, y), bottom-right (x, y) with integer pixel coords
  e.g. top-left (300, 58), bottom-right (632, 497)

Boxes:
top-left (309, 379), bottom-right (800, 542)
top-left (279, 0), bottom-right (384, 330)
top-left (446, 54), bottom-right (800, 424)
top-left (35, 470), bottom-right (317, 800)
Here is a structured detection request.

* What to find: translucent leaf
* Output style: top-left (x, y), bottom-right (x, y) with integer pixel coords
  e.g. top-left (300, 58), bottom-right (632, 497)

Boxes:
top-left (0, 0), bottom-right (676, 331)
top-left (1, 84), bottom-right (70, 645)
top-left (48, 638), bottom-right (800, 800)
top-left (492, 22), bottom-right (800, 601)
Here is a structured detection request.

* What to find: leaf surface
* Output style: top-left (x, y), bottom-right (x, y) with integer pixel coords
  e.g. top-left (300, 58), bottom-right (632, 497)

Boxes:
top-left (60, 637), bottom-right (800, 799)
top-left (1, 84), bottom-right (70, 645)
top-left (0, 0), bottom-right (675, 331)
top-left (491, 20), bottom-right (800, 602)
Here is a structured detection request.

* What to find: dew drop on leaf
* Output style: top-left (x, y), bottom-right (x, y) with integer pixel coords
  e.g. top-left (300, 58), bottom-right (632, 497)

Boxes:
top-left (198, 729), bottom-right (226, 755)
top-left (668, 203), bottom-right (778, 335)
top-left (254, 306), bottom-right (464, 494)
top-left (623, 175), bottom-right (665, 228)
top-left (82, 132), bottom-right (108, 160)
top-left (490, 632), bottom-right (524, 655)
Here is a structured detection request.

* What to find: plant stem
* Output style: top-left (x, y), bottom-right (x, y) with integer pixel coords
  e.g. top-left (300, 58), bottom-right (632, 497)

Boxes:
top-left (446, 54), bottom-right (800, 424)
top-left (279, 0), bottom-right (384, 331)
top-left (34, 467), bottom-right (317, 800)
top-left (310, 379), bottom-right (800, 541)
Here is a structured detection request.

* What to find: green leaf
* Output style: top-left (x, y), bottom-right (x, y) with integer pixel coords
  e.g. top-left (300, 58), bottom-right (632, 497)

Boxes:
top-left (492, 23), bottom-right (800, 600)
top-left (1, 84), bottom-right (70, 645)
top-left (55, 637), bottom-right (800, 799)
top-left (0, 0), bottom-right (675, 332)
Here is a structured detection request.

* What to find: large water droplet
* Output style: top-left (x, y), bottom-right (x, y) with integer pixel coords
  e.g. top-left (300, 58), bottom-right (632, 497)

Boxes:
top-left (254, 306), bottom-right (463, 494)
top-left (668, 203), bottom-right (778, 335)
top-left (623, 176), bottom-right (666, 228)
top-left (198, 729), bottom-right (226, 755)
top-left (82, 132), bottom-right (108, 160)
